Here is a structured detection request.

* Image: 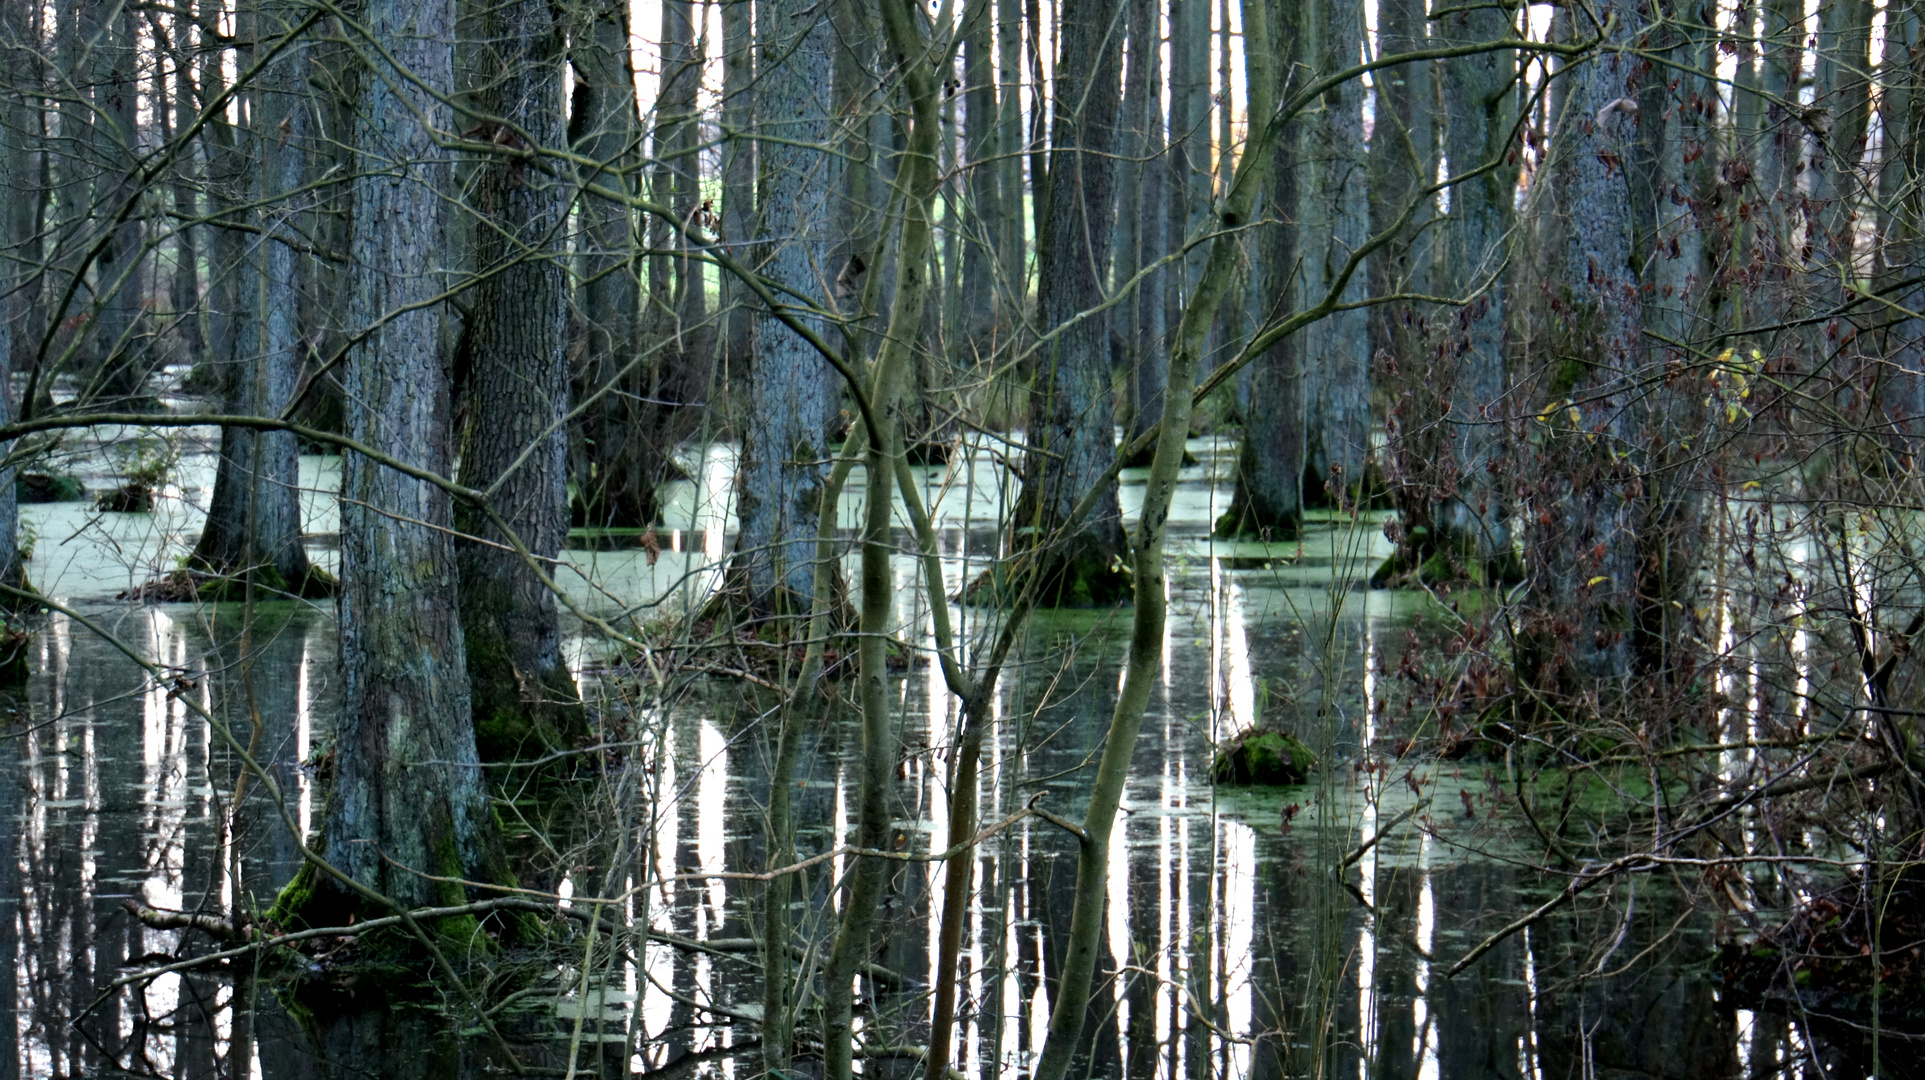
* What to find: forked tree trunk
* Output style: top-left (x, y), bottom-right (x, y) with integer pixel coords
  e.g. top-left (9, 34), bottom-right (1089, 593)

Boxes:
top-left (454, 0), bottom-right (585, 761)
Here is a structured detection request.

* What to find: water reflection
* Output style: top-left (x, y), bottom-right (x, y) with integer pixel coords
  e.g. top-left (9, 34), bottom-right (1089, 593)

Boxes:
top-left (0, 441), bottom-right (1826, 1079)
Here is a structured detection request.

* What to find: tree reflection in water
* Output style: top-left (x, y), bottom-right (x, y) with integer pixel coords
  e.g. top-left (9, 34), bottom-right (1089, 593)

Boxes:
top-left (0, 555), bottom-right (1836, 1079)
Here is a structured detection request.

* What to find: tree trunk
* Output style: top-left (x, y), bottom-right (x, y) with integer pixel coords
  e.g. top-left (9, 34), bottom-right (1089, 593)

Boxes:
top-left (820, 6), bottom-right (939, 1077)
top-left (960, 0), bottom-right (1001, 352)
top-left (1025, 0), bottom-right (1049, 260)
top-left (166, 12), bottom-right (206, 366)
top-left (1296, 0), bottom-right (1371, 507)
top-left (720, 0), bottom-right (754, 370)
top-left (84, 0), bottom-right (149, 405)
top-left (1217, 0), bottom-right (1302, 540)
top-left (1433, 0), bottom-right (1516, 574)
top-left (1627, 3), bottom-right (1716, 682)
top-left (830, 0), bottom-right (888, 366)
top-left (288, 0), bottom-right (502, 922)
top-left (193, 0), bottom-right (319, 596)
top-left (1525, 0), bottom-right (1643, 687)
top-left (199, 0), bottom-right (248, 417)
top-left (1879, 0), bottom-right (1925, 438)
top-left (997, 0), bottom-right (1024, 313)
top-left (1124, 2), bottom-right (1170, 452)
top-left (733, 0), bottom-right (840, 611)
top-left (1119, 0), bottom-right (1166, 457)
top-left (659, 0), bottom-right (705, 334)
top-left (0, 0), bottom-right (26, 621)
top-left (571, 0), bottom-right (688, 530)
top-left (1008, 0), bottom-right (1127, 607)
top-left (454, 0), bottom-right (585, 762)
top-left (297, 7), bottom-right (357, 437)
top-left (6, 0), bottom-right (44, 389)
top-left (1169, 0), bottom-right (1211, 312)
top-left (1370, 0), bottom-right (1447, 576)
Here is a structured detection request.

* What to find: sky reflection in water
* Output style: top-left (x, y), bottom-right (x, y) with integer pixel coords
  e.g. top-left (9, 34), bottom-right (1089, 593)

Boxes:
top-left (0, 438), bottom-right (1761, 1078)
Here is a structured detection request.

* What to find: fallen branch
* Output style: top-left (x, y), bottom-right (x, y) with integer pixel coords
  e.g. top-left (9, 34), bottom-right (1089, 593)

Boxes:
top-left (121, 899), bottom-right (251, 945)
top-left (1445, 853), bottom-right (1655, 978)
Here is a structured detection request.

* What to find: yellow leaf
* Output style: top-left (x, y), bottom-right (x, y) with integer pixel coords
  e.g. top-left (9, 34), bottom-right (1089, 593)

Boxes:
top-left (1586, 575), bottom-right (1610, 588)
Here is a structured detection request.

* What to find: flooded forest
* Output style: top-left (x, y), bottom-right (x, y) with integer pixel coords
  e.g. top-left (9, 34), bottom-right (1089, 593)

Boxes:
top-left (0, 0), bottom-right (1923, 1074)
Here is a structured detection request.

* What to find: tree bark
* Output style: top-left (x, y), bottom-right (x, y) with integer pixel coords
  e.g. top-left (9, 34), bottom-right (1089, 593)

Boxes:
top-left (1526, 0), bottom-right (1643, 686)
top-left (193, 0), bottom-right (320, 596)
top-left (1433, 0), bottom-right (1516, 573)
top-left (1009, 0), bottom-right (1127, 607)
top-left (454, 0), bottom-right (585, 761)
top-left (733, 0), bottom-right (840, 611)
top-left (1296, 0), bottom-right (1371, 507)
top-left (1217, 0), bottom-right (1302, 540)
top-left (1119, 0), bottom-right (1167, 456)
top-left (960, 0), bottom-right (1001, 351)
top-left (290, 0), bottom-right (502, 921)
top-left (720, 0), bottom-right (754, 370)
top-left (569, 0), bottom-right (693, 530)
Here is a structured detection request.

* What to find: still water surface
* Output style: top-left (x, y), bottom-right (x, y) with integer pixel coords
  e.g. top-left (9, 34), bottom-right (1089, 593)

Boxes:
top-left (0, 429), bottom-right (1806, 1078)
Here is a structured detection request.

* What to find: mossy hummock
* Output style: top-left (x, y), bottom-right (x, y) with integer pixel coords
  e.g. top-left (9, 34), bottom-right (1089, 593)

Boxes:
top-left (1212, 728), bottom-right (1317, 785)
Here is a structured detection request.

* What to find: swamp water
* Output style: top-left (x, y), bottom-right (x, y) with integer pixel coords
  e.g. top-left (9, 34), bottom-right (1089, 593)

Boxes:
top-left (0, 425), bottom-right (1829, 1078)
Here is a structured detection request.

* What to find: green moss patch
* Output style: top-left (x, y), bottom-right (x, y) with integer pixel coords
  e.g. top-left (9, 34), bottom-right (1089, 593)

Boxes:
top-left (1212, 729), bottom-right (1317, 785)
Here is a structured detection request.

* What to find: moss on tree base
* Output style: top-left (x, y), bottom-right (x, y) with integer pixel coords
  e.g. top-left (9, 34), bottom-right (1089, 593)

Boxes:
top-left (1214, 505), bottom-right (1301, 541)
top-left (964, 550), bottom-right (1132, 608)
top-left (125, 565), bottom-right (339, 603)
top-left (1371, 530), bottom-right (1527, 590)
